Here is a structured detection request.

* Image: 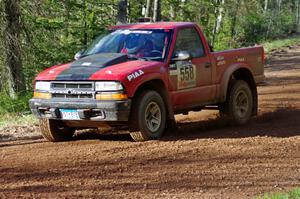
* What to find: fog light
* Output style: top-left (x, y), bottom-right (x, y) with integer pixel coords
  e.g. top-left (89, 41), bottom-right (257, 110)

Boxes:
top-left (96, 93), bottom-right (128, 100)
top-left (34, 92), bottom-right (51, 99)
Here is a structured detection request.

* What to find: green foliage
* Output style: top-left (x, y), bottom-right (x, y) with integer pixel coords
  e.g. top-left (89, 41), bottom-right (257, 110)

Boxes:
top-left (239, 3), bottom-right (296, 46)
top-left (19, 0), bottom-right (118, 90)
top-left (241, 12), bottom-right (269, 45)
top-left (0, 92), bottom-right (32, 114)
top-left (290, 188), bottom-right (300, 199)
top-left (257, 188), bottom-right (300, 199)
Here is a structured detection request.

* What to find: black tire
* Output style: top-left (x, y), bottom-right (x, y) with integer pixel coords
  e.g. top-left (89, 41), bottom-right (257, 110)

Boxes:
top-left (39, 119), bottom-right (75, 142)
top-left (129, 90), bottom-right (167, 142)
top-left (220, 80), bottom-right (254, 125)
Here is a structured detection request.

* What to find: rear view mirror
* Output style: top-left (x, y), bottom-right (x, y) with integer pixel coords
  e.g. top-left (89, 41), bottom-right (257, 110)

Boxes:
top-left (74, 49), bottom-right (85, 60)
top-left (171, 51), bottom-right (191, 62)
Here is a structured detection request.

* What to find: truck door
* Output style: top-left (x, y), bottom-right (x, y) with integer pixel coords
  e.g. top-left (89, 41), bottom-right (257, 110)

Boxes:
top-left (168, 27), bottom-right (214, 110)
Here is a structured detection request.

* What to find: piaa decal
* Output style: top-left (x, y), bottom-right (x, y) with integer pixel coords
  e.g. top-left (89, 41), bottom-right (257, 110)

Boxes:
top-left (127, 70), bottom-right (144, 81)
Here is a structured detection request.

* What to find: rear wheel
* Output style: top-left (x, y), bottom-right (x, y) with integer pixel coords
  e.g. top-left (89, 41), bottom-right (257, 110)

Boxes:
top-left (129, 90), bottom-right (166, 142)
top-left (220, 80), bottom-right (253, 125)
top-left (39, 119), bottom-right (75, 142)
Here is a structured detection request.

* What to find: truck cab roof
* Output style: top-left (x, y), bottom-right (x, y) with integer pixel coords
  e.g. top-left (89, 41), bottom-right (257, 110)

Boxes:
top-left (110, 22), bottom-right (196, 30)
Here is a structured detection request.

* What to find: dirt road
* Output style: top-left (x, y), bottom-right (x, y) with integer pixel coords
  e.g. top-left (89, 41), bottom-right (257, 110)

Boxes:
top-left (1, 45), bottom-right (300, 199)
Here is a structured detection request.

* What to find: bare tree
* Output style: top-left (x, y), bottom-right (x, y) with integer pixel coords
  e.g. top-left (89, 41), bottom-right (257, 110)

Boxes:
top-left (212, 0), bottom-right (225, 45)
top-left (229, 0), bottom-right (242, 47)
top-left (117, 0), bottom-right (128, 24)
top-left (277, 0), bottom-right (282, 11)
top-left (264, 0), bottom-right (268, 12)
top-left (145, 0), bottom-right (151, 18)
top-left (296, 0), bottom-right (300, 32)
top-left (153, 0), bottom-right (161, 22)
top-left (3, 0), bottom-right (25, 98)
top-left (169, 4), bottom-right (175, 20)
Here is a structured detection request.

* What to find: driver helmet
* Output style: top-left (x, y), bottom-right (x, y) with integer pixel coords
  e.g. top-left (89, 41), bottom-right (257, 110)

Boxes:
top-left (123, 34), bottom-right (145, 54)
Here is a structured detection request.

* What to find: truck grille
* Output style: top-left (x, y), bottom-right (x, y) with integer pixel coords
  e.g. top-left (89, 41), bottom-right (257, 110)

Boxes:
top-left (52, 93), bottom-right (93, 99)
top-left (52, 82), bottom-right (93, 90)
top-left (50, 82), bottom-right (95, 99)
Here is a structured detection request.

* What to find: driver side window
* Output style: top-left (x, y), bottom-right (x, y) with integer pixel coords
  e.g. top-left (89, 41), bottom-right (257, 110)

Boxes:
top-left (174, 28), bottom-right (205, 58)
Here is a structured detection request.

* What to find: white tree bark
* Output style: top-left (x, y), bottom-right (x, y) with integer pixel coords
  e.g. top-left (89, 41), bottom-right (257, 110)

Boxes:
top-left (145, 0), bottom-right (151, 18)
top-left (277, 0), bottom-right (282, 11)
top-left (264, 0), bottom-right (268, 12)
top-left (169, 5), bottom-right (175, 20)
top-left (212, 0), bottom-right (225, 44)
top-left (215, 0), bottom-right (225, 33)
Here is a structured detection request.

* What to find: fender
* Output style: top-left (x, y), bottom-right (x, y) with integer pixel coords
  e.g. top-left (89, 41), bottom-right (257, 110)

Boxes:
top-left (127, 73), bottom-right (175, 121)
top-left (219, 63), bottom-right (254, 102)
top-left (127, 72), bottom-right (167, 97)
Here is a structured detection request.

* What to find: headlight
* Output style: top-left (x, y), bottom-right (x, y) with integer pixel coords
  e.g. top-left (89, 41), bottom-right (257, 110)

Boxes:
top-left (95, 81), bottom-right (123, 91)
top-left (35, 81), bottom-right (51, 91)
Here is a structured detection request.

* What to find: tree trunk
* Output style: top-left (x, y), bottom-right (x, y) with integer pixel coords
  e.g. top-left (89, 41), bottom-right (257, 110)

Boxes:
top-left (153, 0), bottom-right (161, 22)
top-left (264, 0), bottom-right (268, 12)
top-left (145, 0), bottom-right (151, 18)
top-left (297, 0), bottom-right (300, 32)
top-left (215, 0), bottom-right (225, 33)
top-left (117, 0), bottom-right (128, 24)
top-left (63, 1), bottom-right (71, 37)
top-left (277, 0), bottom-right (282, 11)
top-left (3, 0), bottom-right (25, 98)
top-left (169, 5), bottom-right (175, 20)
top-left (212, 0), bottom-right (225, 45)
top-left (82, 0), bottom-right (88, 46)
top-left (229, 0), bottom-right (241, 47)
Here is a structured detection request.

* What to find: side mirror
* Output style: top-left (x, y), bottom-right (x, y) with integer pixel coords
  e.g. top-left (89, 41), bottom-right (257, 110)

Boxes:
top-left (74, 49), bottom-right (85, 60)
top-left (171, 51), bottom-right (191, 62)
top-left (209, 44), bottom-right (214, 52)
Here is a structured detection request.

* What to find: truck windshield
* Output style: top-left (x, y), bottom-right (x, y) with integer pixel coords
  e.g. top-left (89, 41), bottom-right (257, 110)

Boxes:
top-left (83, 29), bottom-right (172, 61)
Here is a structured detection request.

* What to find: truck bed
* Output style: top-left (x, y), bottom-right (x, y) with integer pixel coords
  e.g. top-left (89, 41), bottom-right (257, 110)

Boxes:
top-left (212, 46), bottom-right (265, 84)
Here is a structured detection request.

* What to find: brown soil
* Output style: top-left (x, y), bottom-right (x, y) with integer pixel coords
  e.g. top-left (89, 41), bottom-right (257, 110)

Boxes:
top-left (1, 45), bottom-right (300, 199)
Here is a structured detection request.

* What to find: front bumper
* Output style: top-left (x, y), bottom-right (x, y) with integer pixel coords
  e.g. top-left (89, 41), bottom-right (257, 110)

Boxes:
top-left (29, 98), bottom-right (131, 121)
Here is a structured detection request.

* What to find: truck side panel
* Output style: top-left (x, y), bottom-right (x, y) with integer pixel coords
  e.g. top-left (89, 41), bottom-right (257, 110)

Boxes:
top-left (212, 46), bottom-right (265, 85)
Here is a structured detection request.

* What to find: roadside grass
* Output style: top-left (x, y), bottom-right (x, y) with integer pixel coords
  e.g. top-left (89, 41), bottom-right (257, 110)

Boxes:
top-left (0, 92), bottom-right (35, 128)
top-left (262, 34), bottom-right (300, 52)
top-left (0, 113), bottom-right (37, 129)
top-left (257, 188), bottom-right (300, 199)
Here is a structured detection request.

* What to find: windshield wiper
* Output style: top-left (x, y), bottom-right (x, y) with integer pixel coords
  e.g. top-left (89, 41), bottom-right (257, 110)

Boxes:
top-left (127, 54), bottom-right (150, 61)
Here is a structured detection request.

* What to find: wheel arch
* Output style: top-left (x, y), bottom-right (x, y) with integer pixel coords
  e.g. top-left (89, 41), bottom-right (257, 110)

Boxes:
top-left (131, 79), bottom-right (175, 121)
top-left (220, 65), bottom-right (258, 116)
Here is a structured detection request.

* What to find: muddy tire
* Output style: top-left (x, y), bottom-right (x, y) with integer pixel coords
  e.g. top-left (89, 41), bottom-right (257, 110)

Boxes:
top-left (220, 80), bottom-right (253, 125)
top-left (39, 119), bottom-right (75, 142)
top-left (129, 90), bottom-right (166, 142)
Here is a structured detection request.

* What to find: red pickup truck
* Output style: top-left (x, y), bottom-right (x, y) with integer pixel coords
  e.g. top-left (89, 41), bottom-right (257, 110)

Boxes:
top-left (29, 22), bottom-right (265, 142)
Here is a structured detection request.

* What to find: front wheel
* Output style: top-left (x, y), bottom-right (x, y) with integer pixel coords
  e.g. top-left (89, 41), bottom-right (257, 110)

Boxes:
top-left (39, 119), bottom-right (75, 142)
top-left (129, 90), bottom-right (167, 142)
top-left (220, 80), bottom-right (254, 125)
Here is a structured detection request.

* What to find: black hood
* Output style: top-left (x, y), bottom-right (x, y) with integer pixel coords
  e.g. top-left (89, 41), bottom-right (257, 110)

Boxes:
top-left (56, 53), bottom-right (128, 80)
